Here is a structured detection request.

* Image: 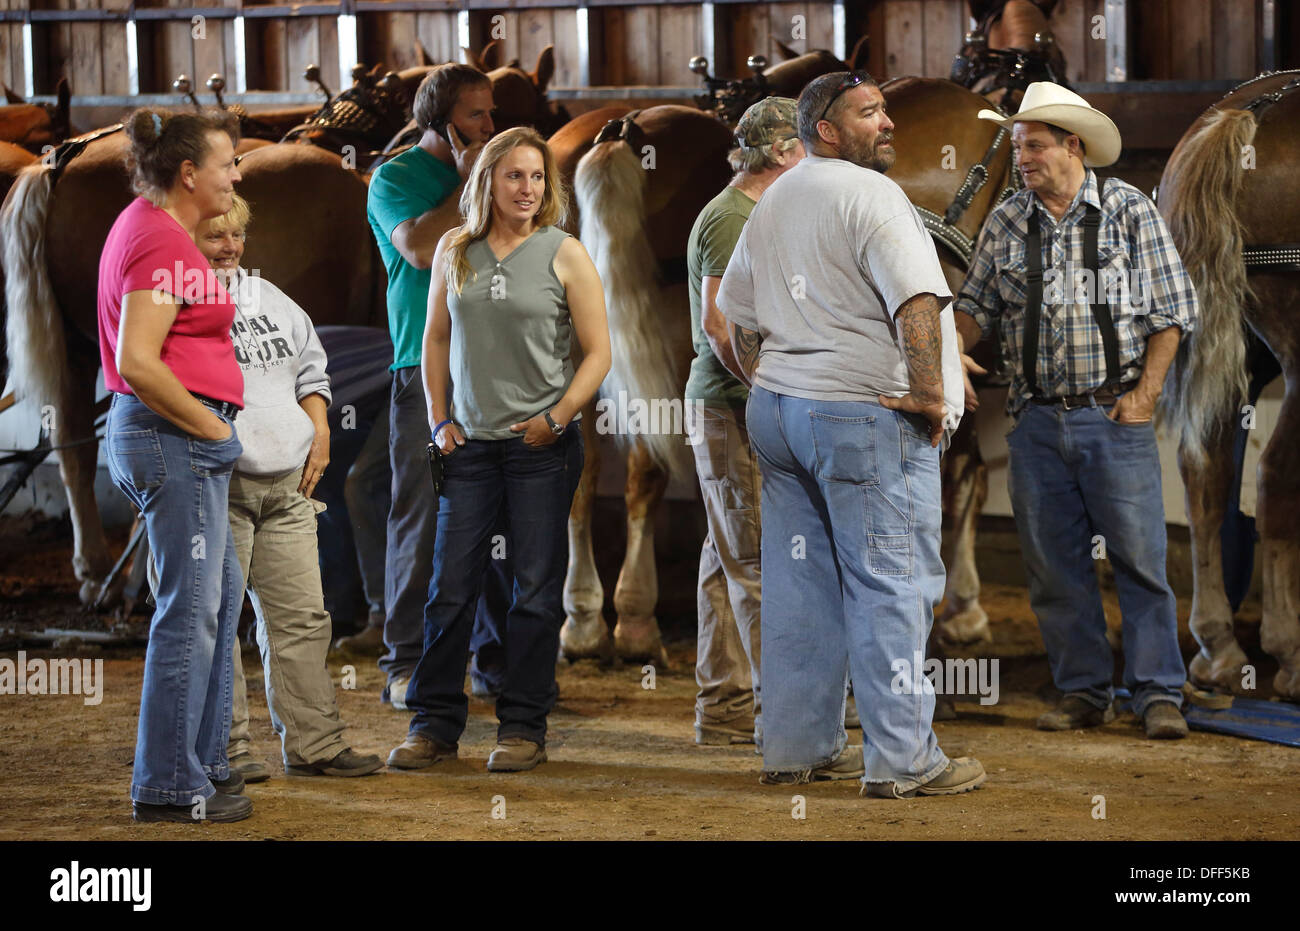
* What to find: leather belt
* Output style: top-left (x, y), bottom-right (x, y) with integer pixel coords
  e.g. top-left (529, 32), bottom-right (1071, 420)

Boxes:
top-left (193, 392), bottom-right (240, 421)
top-left (1030, 380), bottom-right (1139, 411)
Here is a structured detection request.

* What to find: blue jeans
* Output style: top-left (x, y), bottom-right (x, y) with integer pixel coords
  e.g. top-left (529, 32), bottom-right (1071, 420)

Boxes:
top-left (406, 425), bottom-right (583, 747)
top-left (747, 386), bottom-right (949, 794)
top-left (383, 366), bottom-right (507, 693)
top-left (1006, 402), bottom-right (1185, 716)
top-left (105, 393), bottom-right (244, 805)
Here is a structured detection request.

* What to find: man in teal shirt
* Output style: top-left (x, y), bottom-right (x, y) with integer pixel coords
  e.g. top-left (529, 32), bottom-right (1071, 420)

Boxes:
top-left (360, 63), bottom-right (506, 709)
top-left (686, 98), bottom-right (803, 747)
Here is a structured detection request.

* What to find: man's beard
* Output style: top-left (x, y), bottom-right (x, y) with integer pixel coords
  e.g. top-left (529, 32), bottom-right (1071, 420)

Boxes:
top-left (841, 132), bottom-right (896, 173)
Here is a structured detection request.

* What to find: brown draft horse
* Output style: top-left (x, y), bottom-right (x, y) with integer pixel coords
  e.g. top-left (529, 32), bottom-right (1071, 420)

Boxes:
top-left (0, 48), bottom-right (561, 606)
top-left (0, 80), bottom-right (71, 152)
top-left (1157, 71), bottom-right (1300, 700)
top-left (553, 74), bottom-right (1016, 662)
top-left (549, 46), bottom-right (868, 662)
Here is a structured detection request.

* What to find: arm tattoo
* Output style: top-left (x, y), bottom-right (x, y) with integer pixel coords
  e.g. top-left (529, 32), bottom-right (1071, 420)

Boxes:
top-left (897, 294), bottom-right (943, 404)
top-left (734, 324), bottom-right (762, 383)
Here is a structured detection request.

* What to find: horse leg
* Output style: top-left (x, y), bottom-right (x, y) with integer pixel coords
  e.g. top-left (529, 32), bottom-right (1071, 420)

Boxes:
top-left (936, 412), bottom-right (991, 646)
top-left (1255, 361), bottom-right (1300, 699)
top-left (612, 442), bottom-right (669, 666)
top-left (1181, 422), bottom-right (1252, 693)
top-left (57, 340), bottom-right (113, 605)
top-left (561, 405), bottom-right (611, 658)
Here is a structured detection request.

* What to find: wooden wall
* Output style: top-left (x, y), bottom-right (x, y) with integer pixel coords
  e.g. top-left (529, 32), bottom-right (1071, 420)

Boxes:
top-left (0, 1), bottom-right (1284, 100)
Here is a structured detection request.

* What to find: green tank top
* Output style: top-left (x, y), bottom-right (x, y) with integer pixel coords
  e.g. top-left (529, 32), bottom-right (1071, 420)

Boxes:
top-left (446, 225), bottom-right (577, 439)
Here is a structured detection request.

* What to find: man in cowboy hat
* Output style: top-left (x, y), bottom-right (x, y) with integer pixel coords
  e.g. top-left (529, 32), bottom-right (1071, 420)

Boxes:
top-left (952, 82), bottom-right (1198, 739)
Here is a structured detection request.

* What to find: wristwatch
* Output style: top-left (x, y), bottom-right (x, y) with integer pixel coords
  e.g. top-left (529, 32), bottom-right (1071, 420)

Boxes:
top-left (544, 411), bottom-right (564, 436)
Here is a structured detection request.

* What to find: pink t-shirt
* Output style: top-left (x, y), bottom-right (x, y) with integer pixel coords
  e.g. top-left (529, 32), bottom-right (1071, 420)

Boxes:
top-left (97, 196), bottom-right (243, 407)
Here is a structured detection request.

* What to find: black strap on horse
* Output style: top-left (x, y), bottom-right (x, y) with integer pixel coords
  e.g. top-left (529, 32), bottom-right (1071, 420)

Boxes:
top-left (593, 110), bottom-right (645, 153)
top-left (1022, 199), bottom-right (1121, 396)
top-left (48, 123), bottom-right (124, 185)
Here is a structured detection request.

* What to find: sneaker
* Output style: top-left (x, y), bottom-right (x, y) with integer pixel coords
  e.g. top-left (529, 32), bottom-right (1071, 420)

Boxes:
top-left (132, 792), bottom-right (253, 823)
top-left (487, 738), bottom-right (548, 772)
top-left (333, 623), bottom-right (385, 655)
top-left (760, 744), bottom-right (864, 785)
top-left (1142, 701), bottom-right (1189, 740)
top-left (211, 770), bottom-right (244, 795)
top-left (470, 675), bottom-right (501, 700)
top-left (286, 748), bottom-right (385, 777)
top-left (861, 756), bottom-right (987, 798)
top-left (387, 733), bottom-right (457, 770)
top-left (1036, 694), bottom-right (1115, 731)
top-left (388, 674), bottom-right (412, 712)
top-left (695, 718), bottom-right (756, 746)
top-left (229, 752), bottom-right (271, 784)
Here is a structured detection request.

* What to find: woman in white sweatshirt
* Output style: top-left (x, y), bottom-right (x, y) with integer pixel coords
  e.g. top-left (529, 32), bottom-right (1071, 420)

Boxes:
top-left (196, 194), bottom-right (383, 780)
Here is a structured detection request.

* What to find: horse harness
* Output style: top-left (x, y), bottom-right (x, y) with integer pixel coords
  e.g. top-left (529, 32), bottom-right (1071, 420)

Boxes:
top-left (1227, 70), bottom-right (1300, 271)
top-left (897, 95), bottom-right (1021, 270)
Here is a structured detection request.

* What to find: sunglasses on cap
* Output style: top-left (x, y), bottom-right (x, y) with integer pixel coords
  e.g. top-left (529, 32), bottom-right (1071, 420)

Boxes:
top-left (818, 71), bottom-right (872, 124)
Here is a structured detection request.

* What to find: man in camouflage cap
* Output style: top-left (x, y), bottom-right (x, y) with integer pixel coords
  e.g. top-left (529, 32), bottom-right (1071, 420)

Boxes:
top-left (685, 96), bottom-right (803, 749)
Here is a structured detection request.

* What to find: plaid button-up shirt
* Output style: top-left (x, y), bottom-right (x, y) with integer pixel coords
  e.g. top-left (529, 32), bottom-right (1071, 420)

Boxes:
top-left (955, 170), bottom-right (1197, 415)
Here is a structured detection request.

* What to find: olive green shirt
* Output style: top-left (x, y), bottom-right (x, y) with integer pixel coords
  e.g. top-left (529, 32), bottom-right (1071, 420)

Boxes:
top-left (685, 185), bottom-right (753, 407)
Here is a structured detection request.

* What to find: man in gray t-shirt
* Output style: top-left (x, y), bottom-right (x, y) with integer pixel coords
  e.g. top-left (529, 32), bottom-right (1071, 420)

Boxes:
top-left (718, 71), bottom-right (985, 798)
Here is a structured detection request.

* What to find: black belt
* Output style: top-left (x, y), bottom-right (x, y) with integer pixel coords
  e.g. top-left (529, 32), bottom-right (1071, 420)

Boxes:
top-left (192, 392), bottom-right (240, 421)
top-left (1030, 380), bottom-right (1139, 411)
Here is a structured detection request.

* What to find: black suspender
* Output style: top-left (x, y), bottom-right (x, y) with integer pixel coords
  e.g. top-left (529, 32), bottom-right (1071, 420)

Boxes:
top-left (1021, 193), bottom-right (1122, 396)
top-left (1023, 209), bottom-right (1044, 397)
top-left (1081, 206), bottom-right (1122, 388)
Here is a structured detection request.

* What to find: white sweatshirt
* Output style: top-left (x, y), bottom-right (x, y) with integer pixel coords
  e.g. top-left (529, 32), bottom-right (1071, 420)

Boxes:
top-left (226, 267), bottom-right (332, 476)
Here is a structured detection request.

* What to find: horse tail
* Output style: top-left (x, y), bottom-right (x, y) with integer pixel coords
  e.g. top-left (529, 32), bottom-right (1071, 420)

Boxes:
top-left (1158, 107), bottom-right (1257, 466)
top-left (574, 134), bottom-right (687, 476)
top-left (1, 163), bottom-right (67, 413)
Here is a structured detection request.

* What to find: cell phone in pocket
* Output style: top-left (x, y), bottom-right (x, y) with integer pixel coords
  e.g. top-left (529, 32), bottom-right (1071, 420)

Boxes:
top-left (427, 441), bottom-right (445, 495)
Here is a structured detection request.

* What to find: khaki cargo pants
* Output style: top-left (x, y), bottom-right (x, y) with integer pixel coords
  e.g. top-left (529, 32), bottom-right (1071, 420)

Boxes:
top-left (691, 404), bottom-right (763, 744)
top-left (227, 467), bottom-right (348, 767)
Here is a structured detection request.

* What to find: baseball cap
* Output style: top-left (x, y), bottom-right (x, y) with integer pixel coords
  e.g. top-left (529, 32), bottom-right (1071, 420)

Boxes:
top-left (734, 96), bottom-right (799, 149)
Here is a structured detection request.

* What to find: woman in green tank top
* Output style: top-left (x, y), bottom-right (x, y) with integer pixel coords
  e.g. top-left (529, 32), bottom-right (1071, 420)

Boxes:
top-left (385, 127), bottom-right (611, 774)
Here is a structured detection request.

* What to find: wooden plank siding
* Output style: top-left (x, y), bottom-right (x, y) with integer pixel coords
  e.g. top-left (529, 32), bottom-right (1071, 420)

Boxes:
top-left (0, 1), bottom-right (1279, 103)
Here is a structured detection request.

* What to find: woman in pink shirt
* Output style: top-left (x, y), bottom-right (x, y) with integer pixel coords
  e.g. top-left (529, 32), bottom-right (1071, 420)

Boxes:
top-left (98, 107), bottom-right (252, 823)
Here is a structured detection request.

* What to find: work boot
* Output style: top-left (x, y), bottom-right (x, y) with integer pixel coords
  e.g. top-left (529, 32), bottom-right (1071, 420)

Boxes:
top-left (861, 756), bottom-right (987, 798)
top-left (694, 716), bottom-right (756, 746)
top-left (333, 623), bottom-right (385, 655)
top-left (1142, 701), bottom-right (1189, 739)
top-left (760, 743), bottom-right (864, 785)
top-left (487, 738), bottom-right (548, 772)
top-left (211, 770), bottom-right (244, 795)
top-left (132, 793), bottom-right (253, 823)
top-left (387, 733), bottom-right (457, 770)
top-left (229, 752), bottom-right (271, 784)
top-left (287, 748), bottom-right (385, 777)
top-left (1036, 694), bottom-right (1115, 731)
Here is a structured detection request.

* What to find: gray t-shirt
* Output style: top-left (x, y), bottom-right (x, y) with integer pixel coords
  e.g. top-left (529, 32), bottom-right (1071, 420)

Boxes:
top-left (445, 225), bottom-right (576, 440)
top-left (718, 155), bottom-right (964, 430)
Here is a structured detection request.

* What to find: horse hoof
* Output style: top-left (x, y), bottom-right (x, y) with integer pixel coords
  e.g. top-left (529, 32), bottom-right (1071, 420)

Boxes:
top-left (1188, 647), bottom-right (1252, 696)
top-left (1272, 665), bottom-right (1300, 701)
top-left (936, 606), bottom-right (991, 647)
top-left (613, 618), bottom-right (669, 667)
top-left (560, 616), bottom-right (612, 660)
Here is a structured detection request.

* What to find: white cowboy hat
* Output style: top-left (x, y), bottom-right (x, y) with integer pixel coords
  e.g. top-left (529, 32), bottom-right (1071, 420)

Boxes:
top-left (977, 82), bottom-right (1122, 168)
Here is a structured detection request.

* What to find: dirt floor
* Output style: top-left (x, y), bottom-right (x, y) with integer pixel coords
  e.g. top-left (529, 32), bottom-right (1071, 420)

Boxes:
top-left (0, 514), bottom-right (1297, 841)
